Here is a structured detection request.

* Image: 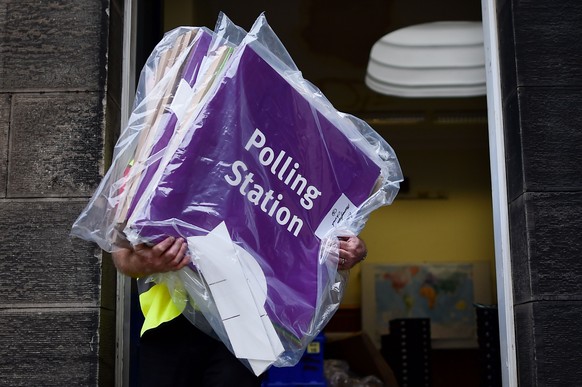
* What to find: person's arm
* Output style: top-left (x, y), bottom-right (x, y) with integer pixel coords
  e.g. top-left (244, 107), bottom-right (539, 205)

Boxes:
top-left (111, 236), bottom-right (190, 278)
top-left (337, 236), bottom-right (368, 270)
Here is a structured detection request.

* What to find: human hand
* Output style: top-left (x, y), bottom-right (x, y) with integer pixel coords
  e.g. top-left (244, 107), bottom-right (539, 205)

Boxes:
top-left (111, 236), bottom-right (190, 278)
top-left (337, 236), bottom-right (368, 270)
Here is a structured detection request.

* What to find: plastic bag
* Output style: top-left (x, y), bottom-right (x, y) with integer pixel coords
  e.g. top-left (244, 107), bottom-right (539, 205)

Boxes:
top-left (71, 12), bottom-right (402, 375)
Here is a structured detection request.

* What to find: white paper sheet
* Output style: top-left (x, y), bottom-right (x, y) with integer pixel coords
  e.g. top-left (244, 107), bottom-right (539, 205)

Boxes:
top-left (187, 221), bottom-right (284, 375)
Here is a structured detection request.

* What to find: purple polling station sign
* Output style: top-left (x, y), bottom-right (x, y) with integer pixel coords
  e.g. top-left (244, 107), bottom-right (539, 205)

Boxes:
top-left (126, 42), bottom-right (382, 338)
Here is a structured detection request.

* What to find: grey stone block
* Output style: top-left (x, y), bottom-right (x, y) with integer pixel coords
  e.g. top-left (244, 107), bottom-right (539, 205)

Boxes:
top-left (0, 94), bottom-right (9, 197)
top-left (503, 92), bottom-right (524, 201)
top-left (0, 309), bottom-right (100, 387)
top-left (518, 88), bottom-right (582, 192)
top-left (0, 200), bottom-right (101, 304)
top-left (496, 0), bottom-right (518, 103)
top-left (504, 87), bottom-right (582, 200)
top-left (514, 301), bottom-right (582, 387)
top-left (0, 0), bottom-right (108, 91)
top-left (512, 0), bottom-right (582, 87)
top-left (8, 93), bottom-right (104, 197)
top-left (510, 192), bottom-right (582, 302)
top-left (509, 194), bottom-right (530, 304)
top-left (513, 303), bottom-right (535, 387)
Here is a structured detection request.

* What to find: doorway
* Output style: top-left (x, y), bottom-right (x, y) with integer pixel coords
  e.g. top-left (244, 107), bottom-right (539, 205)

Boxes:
top-left (117, 1), bottom-right (515, 385)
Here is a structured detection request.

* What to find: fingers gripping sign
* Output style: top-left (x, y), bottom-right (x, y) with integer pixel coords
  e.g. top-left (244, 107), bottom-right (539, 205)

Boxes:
top-left (113, 236), bottom-right (191, 278)
top-left (337, 236), bottom-right (368, 270)
top-left (149, 236), bottom-right (190, 269)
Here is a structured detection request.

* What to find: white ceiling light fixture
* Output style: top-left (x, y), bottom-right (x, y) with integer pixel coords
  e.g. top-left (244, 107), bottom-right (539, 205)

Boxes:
top-left (366, 21), bottom-right (486, 98)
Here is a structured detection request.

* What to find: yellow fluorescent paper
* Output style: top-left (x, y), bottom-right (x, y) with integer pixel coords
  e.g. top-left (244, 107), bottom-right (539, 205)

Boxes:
top-left (139, 283), bottom-right (186, 336)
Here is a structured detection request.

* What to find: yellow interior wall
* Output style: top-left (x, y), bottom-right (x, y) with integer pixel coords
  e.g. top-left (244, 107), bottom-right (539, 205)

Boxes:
top-left (163, 0), bottom-right (196, 31)
top-left (344, 144), bottom-right (497, 307)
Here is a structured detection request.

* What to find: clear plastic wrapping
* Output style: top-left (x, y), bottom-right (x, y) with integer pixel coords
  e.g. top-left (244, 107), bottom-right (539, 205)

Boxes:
top-left (72, 13), bottom-right (402, 374)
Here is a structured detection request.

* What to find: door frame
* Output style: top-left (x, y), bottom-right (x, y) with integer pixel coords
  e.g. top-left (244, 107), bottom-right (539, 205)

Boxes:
top-left (481, 0), bottom-right (518, 385)
top-left (115, 1), bottom-right (519, 385)
top-left (116, 1), bottom-right (137, 386)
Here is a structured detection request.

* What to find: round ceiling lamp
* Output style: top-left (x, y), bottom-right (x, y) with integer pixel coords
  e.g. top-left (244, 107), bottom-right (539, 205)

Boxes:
top-left (365, 21), bottom-right (485, 98)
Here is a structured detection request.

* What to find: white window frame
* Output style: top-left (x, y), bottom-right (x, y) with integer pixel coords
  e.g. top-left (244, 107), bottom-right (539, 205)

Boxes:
top-left (116, 1), bottom-right (138, 386)
top-left (482, 0), bottom-right (518, 385)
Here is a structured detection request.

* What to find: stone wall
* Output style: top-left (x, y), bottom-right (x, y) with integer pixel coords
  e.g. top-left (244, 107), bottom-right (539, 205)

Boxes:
top-left (497, 0), bottom-right (582, 385)
top-left (0, 0), bottom-right (120, 385)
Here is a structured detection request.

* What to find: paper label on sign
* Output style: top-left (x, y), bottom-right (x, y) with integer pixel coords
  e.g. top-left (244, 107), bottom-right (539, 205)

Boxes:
top-left (314, 193), bottom-right (357, 240)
